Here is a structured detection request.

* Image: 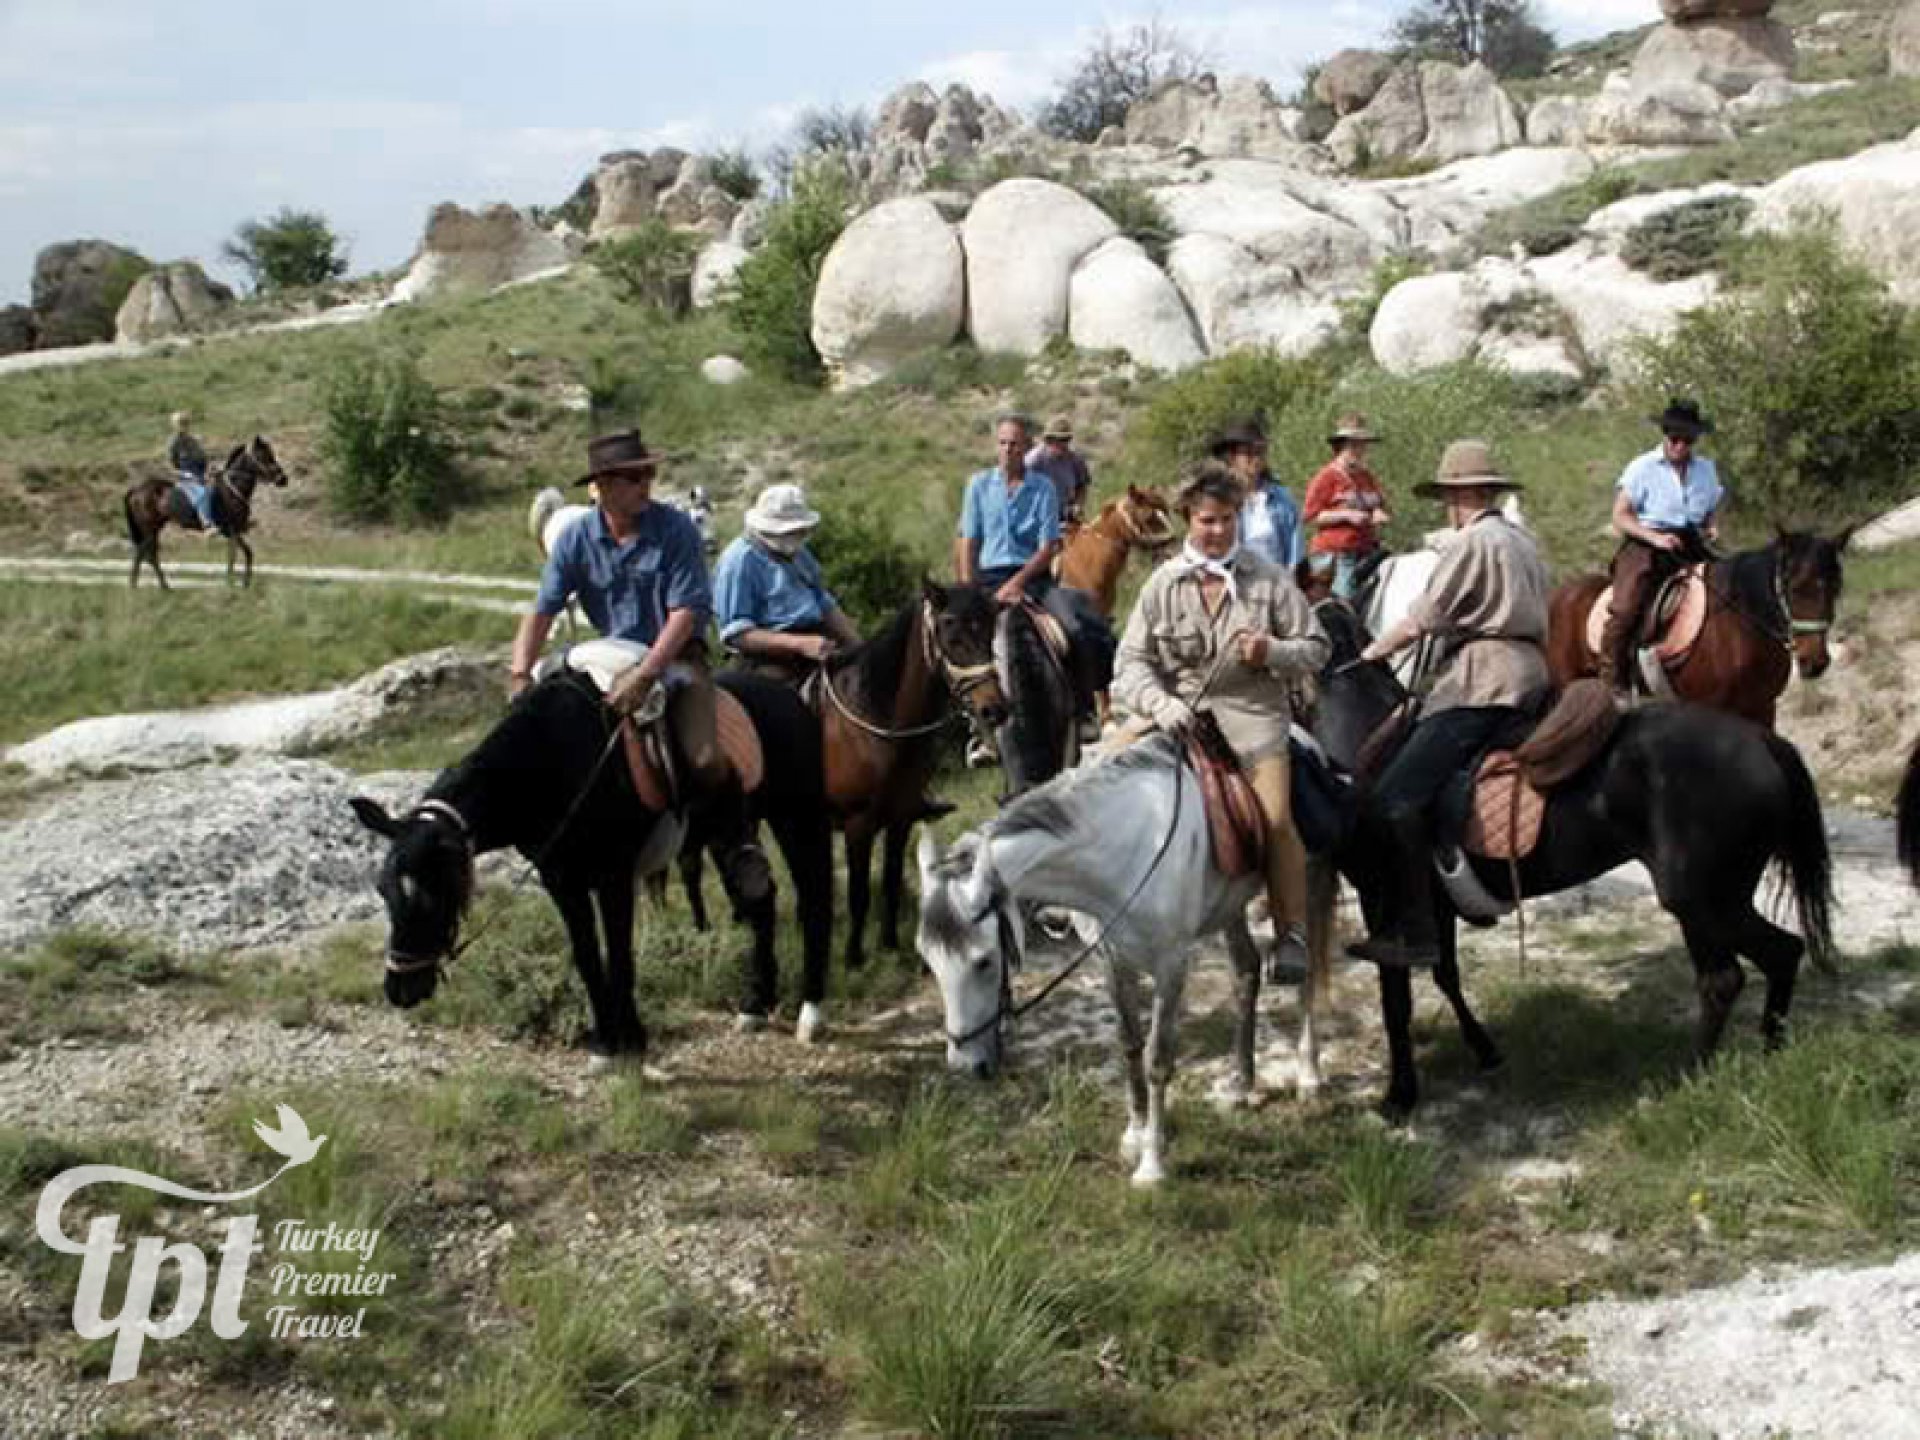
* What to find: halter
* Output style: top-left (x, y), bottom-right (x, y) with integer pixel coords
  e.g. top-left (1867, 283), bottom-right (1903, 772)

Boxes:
top-left (1774, 550), bottom-right (1833, 641)
top-left (922, 598), bottom-right (1002, 703)
top-left (383, 800), bottom-right (476, 975)
top-left (815, 599), bottom-right (995, 742)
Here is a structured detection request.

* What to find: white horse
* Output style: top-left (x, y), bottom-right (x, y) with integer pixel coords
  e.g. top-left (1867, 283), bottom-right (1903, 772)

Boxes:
top-left (916, 736), bottom-right (1330, 1186)
top-left (527, 484), bottom-right (717, 562)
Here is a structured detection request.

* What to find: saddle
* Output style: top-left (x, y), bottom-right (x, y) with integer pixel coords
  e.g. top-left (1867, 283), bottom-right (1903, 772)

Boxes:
top-left (165, 482), bottom-right (221, 532)
top-left (1585, 566), bottom-right (1708, 671)
top-left (1446, 680), bottom-right (1620, 861)
top-left (1185, 712), bottom-right (1268, 880)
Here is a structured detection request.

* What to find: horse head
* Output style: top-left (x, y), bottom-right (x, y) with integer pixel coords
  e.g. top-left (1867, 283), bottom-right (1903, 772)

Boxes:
top-left (1117, 485), bottom-right (1178, 555)
top-left (224, 437), bottom-right (289, 498)
top-left (915, 829), bottom-right (1017, 1079)
top-left (1774, 525), bottom-right (1850, 680)
top-left (921, 578), bottom-right (1008, 730)
top-left (349, 796), bottom-right (475, 1008)
top-left (1310, 599), bottom-right (1407, 773)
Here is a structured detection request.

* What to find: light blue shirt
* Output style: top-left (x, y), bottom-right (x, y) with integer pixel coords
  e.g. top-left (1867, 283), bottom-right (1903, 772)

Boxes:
top-left (1240, 478), bottom-right (1304, 568)
top-left (534, 503), bottom-right (710, 643)
top-left (712, 535), bottom-right (839, 642)
top-left (1617, 446), bottom-right (1723, 531)
top-left (958, 466), bottom-right (1061, 572)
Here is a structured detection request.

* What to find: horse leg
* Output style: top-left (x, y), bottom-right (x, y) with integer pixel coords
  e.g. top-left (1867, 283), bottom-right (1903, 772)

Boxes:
top-left (1222, 916), bottom-right (1262, 1108)
top-left (1107, 961), bottom-right (1151, 1168)
top-left (1377, 965), bottom-right (1419, 1122)
top-left (554, 887), bottom-right (618, 1061)
top-left (596, 871), bottom-right (646, 1056)
top-left (1298, 857), bottom-right (1342, 1097)
top-left (1680, 915), bottom-right (1746, 1066)
top-left (1428, 913), bottom-right (1502, 1073)
top-left (1730, 904), bottom-right (1804, 1050)
top-left (770, 809), bottom-right (834, 1043)
top-left (1136, 961), bottom-right (1190, 1187)
top-left (233, 534), bottom-right (254, 588)
top-left (843, 821), bottom-right (876, 970)
top-left (679, 843), bottom-right (709, 931)
top-left (879, 817), bottom-right (911, 954)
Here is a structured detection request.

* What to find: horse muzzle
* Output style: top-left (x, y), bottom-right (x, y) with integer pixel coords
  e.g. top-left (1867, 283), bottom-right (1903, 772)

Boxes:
top-left (383, 950), bottom-right (442, 1007)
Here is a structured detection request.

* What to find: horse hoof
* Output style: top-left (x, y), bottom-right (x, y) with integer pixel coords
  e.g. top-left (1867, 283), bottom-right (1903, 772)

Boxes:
top-left (734, 1010), bottom-right (769, 1035)
top-left (1119, 1125), bottom-right (1145, 1164)
top-left (796, 1003), bottom-right (826, 1045)
top-left (1130, 1160), bottom-right (1167, 1188)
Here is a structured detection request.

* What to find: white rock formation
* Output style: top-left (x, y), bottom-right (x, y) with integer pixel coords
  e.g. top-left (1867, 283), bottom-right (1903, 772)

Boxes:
top-left (389, 203), bottom-right (577, 302)
top-left (1122, 74), bottom-right (1319, 164)
top-left (1066, 237), bottom-right (1205, 371)
top-left (691, 240), bottom-right (748, 309)
top-left (1748, 126), bottom-right (1920, 302)
top-left (1894, 0), bottom-right (1920, 75)
top-left (962, 179), bottom-right (1117, 356)
top-left (1630, 17), bottom-right (1797, 97)
top-left (114, 262), bottom-right (235, 343)
top-left (1585, 76), bottom-right (1735, 146)
top-left (811, 196), bottom-right (965, 385)
top-left (700, 355), bottom-right (749, 385)
top-left (1327, 61), bottom-right (1523, 169)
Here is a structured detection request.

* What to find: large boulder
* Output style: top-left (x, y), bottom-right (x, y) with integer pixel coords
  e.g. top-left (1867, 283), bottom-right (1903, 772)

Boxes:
top-left (811, 197), bottom-right (965, 386)
top-left (1066, 237), bottom-right (1205, 371)
top-left (1526, 94), bottom-right (1590, 146)
top-left (1371, 255), bottom-right (1641, 379)
top-left (962, 179), bottom-right (1117, 356)
top-left (1328, 63), bottom-right (1427, 167)
top-left (0, 305), bottom-right (35, 356)
top-left (1372, 147), bottom-right (1597, 254)
top-left (1314, 49), bottom-right (1395, 117)
top-left (656, 156), bottom-right (739, 236)
top-left (1630, 17), bottom-right (1796, 97)
top-left (1123, 74), bottom-right (1317, 163)
top-left (1327, 61), bottom-right (1522, 169)
top-left (1660, 0), bottom-right (1774, 17)
top-left (113, 261), bottom-right (236, 343)
top-left (1149, 160), bottom-right (1395, 280)
top-left (1892, 0), bottom-right (1920, 76)
top-left (1528, 246), bottom-right (1719, 370)
top-left (389, 203), bottom-right (575, 302)
top-left (1584, 76), bottom-right (1734, 145)
top-left (1748, 127), bottom-right (1920, 303)
top-left (31, 240), bottom-right (150, 348)
top-left (592, 157), bottom-right (659, 237)
top-left (691, 240), bottom-right (748, 309)
top-left (875, 81), bottom-right (940, 145)
top-left (1164, 233), bottom-right (1343, 356)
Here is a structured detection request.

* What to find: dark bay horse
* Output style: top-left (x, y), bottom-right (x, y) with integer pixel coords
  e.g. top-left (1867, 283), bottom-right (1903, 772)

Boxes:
top-left (996, 599), bottom-right (1079, 799)
top-left (350, 668), bottom-right (834, 1059)
top-left (1898, 735), bottom-right (1920, 889)
top-left (1546, 529), bottom-right (1850, 728)
top-left (124, 436), bottom-right (289, 590)
top-left (1315, 601), bottom-right (1835, 1118)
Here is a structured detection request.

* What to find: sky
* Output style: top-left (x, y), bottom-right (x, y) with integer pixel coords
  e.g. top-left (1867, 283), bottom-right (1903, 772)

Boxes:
top-left (0, 0), bottom-right (1655, 307)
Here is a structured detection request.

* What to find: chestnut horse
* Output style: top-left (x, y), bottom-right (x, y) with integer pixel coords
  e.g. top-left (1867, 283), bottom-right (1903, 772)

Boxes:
top-left (123, 436), bottom-right (288, 590)
top-left (1054, 485), bottom-right (1178, 617)
top-left (1546, 529), bottom-right (1850, 729)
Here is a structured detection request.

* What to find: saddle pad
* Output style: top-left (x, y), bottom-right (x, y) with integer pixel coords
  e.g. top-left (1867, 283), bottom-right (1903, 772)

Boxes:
top-left (1463, 751), bottom-right (1546, 861)
top-left (1584, 568), bottom-right (1708, 666)
top-left (1184, 732), bottom-right (1268, 880)
top-left (1022, 599), bottom-right (1071, 663)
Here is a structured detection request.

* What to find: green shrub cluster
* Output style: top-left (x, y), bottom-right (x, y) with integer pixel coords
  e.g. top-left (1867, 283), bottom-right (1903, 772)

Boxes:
top-left (590, 219), bottom-right (701, 315)
top-left (707, 148), bottom-right (761, 202)
top-left (1631, 220), bottom-right (1920, 519)
top-left (724, 163), bottom-right (854, 384)
top-left (1620, 194), bottom-right (1753, 282)
top-left (1078, 179), bottom-right (1175, 266)
top-left (810, 501), bottom-right (923, 633)
top-left (319, 348), bottom-right (464, 523)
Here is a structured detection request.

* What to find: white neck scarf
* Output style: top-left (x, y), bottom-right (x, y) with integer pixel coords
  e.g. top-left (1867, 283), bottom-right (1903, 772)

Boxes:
top-left (1177, 540), bottom-right (1241, 603)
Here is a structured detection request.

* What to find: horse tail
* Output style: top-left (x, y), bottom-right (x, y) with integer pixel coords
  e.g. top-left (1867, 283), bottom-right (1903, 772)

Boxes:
top-left (528, 487), bottom-right (566, 551)
top-left (1762, 730), bottom-right (1834, 974)
top-left (1897, 737), bottom-right (1920, 890)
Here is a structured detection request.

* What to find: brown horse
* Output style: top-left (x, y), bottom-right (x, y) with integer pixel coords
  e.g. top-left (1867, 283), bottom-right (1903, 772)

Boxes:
top-left (1055, 485), bottom-right (1178, 617)
top-left (1546, 528), bottom-right (1849, 729)
top-left (124, 436), bottom-right (289, 590)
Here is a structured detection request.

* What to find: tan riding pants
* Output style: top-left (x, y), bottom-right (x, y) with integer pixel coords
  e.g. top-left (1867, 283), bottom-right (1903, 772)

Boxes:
top-left (1246, 751), bottom-right (1308, 934)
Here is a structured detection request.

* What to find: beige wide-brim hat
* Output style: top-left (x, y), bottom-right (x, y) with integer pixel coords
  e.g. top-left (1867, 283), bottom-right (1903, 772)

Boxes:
top-left (744, 482), bottom-right (821, 536)
top-left (1042, 413), bottom-right (1075, 441)
top-left (1413, 438), bottom-right (1524, 498)
top-left (1328, 412), bottom-right (1380, 445)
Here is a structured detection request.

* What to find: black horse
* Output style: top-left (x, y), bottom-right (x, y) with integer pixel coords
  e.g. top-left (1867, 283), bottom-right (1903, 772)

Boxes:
top-left (1312, 600), bottom-right (1835, 1118)
top-left (350, 668), bottom-right (833, 1058)
top-left (124, 436), bottom-right (289, 590)
top-left (995, 601), bottom-right (1078, 799)
top-left (1898, 735), bottom-right (1920, 889)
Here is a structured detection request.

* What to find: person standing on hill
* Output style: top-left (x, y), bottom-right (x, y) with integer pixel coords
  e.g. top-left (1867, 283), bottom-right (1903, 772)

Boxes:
top-left (1025, 413), bottom-right (1094, 532)
top-left (1303, 413), bottom-right (1390, 599)
top-left (1210, 418), bottom-right (1302, 571)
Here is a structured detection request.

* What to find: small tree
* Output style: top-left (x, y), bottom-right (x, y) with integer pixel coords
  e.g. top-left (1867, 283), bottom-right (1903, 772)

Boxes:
top-left (708, 148), bottom-right (762, 202)
top-left (1389, 0), bottom-right (1556, 78)
top-left (223, 208), bottom-right (348, 291)
top-left (725, 163), bottom-right (854, 384)
top-left (591, 220), bottom-right (701, 315)
top-left (1038, 18), bottom-right (1211, 143)
top-left (320, 348), bottom-right (462, 523)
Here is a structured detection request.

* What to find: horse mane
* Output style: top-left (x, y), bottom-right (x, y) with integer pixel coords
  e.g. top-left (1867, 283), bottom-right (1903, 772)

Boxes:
top-left (999, 604), bottom-right (1067, 786)
top-left (428, 671), bottom-right (604, 825)
top-left (832, 594), bottom-right (918, 705)
top-left (1723, 540), bottom-right (1781, 620)
top-left (995, 733), bottom-right (1178, 843)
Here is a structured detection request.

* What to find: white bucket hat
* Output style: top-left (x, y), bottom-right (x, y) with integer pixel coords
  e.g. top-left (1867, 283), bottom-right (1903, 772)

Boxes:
top-left (743, 483), bottom-right (821, 536)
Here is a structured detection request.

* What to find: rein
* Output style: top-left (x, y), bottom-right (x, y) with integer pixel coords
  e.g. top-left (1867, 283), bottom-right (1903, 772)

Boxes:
top-left (817, 599), bottom-right (995, 741)
top-left (1706, 547), bottom-right (1831, 653)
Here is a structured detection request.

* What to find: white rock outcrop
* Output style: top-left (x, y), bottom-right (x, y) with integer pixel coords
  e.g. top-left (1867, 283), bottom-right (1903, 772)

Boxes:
top-left (1748, 126), bottom-right (1920, 302)
top-left (1527, 247), bottom-right (1718, 369)
top-left (691, 240), bottom-right (748, 309)
top-left (389, 203), bottom-right (577, 302)
top-left (1585, 76), bottom-right (1735, 146)
top-left (1894, 0), bottom-right (1920, 75)
top-left (1066, 237), bottom-right (1205, 371)
top-left (1327, 61), bottom-right (1522, 169)
top-left (1164, 233), bottom-right (1341, 356)
top-left (700, 355), bottom-right (749, 385)
top-left (1630, 16), bottom-right (1797, 97)
top-left (962, 179), bottom-right (1117, 356)
top-left (1123, 74), bottom-right (1319, 164)
top-left (114, 261), bottom-right (235, 343)
top-left (810, 197), bottom-right (965, 385)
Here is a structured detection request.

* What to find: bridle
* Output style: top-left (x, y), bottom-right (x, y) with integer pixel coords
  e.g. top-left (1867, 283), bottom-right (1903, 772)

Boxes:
top-left (1708, 544), bottom-right (1835, 654)
top-left (383, 799), bottom-right (476, 976)
top-left (819, 598), bottom-right (1001, 741)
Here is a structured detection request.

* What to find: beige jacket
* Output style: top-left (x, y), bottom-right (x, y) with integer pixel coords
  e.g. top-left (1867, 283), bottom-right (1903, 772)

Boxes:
top-left (1114, 550), bottom-right (1330, 764)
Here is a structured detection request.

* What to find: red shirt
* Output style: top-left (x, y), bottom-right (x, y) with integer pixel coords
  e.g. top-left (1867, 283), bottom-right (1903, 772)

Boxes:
top-left (1302, 460), bottom-right (1386, 556)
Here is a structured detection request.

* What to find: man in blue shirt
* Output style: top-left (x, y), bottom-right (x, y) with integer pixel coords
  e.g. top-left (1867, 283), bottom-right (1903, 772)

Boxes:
top-left (1024, 413), bottom-right (1094, 531)
top-left (956, 413), bottom-right (1114, 744)
top-left (714, 483), bottom-right (859, 683)
top-left (1210, 419), bottom-right (1303, 571)
top-left (1600, 399), bottom-right (1724, 696)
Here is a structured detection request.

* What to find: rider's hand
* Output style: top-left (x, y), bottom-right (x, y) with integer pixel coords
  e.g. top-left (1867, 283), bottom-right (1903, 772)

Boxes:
top-left (993, 576), bottom-right (1026, 607)
top-left (1236, 631), bottom-right (1271, 669)
top-left (1653, 531), bottom-right (1684, 553)
top-left (608, 667), bottom-right (658, 718)
top-left (805, 635), bottom-right (838, 662)
top-left (1371, 509), bottom-right (1391, 528)
top-left (1158, 698), bottom-right (1197, 733)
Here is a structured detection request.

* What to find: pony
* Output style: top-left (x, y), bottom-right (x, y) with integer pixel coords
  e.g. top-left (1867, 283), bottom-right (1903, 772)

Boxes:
top-left (915, 737), bottom-right (1330, 1186)
top-left (124, 436), bottom-right (288, 589)
top-left (350, 666), bottom-right (836, 1055)
top-left (1546, 529), bottom-right (1850, 729)
top-left (1054, 486), bottom-right (1178, 618)
top-left (1313, 599), bottom-right (1835, 1118)
top-left (1898, 735), bottom-right (1920, 890)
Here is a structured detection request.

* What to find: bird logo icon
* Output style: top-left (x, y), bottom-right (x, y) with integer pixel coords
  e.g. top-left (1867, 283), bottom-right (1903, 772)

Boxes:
top-left (251, 1104), bottom-right (327, 1168)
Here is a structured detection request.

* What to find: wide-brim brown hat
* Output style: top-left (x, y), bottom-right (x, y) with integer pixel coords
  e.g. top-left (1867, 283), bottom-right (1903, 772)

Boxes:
top-left (579, 428), bottom-right (674, 486)
top-left (1651, 399), bottom-right (1713, 439)
top-left (1042, 413), bottom-right (1075, 441)
top-left (1206, 419), bottom-right (1268, 457)
top-left (1328, 412), bottom-right (1380, 445)
top-left (1413, 438), bottom-right (1524, 498)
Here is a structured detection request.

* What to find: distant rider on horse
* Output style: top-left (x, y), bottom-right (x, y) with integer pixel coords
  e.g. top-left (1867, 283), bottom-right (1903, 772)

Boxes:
top-left (1599, 398), bottom-right (1722, 699)
top-left (1348, 440), bottom-right (1551, 969)
top-left (955, 412), bottom-right (1115, 748)
top-left (1210, 418), bottom-right (1303, 571)
top-left (168, 410), bottom-right (218, 532)
top-left (714, 483), bottom-right (860, 684)
top-left (1302, 413), bottom-right (1390, 601)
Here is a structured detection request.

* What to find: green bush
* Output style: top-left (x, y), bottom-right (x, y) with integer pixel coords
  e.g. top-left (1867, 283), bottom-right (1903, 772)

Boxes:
top-left (223, 208), bottom-right (349, 292)
top-left (724, 163), bottom-right (853, 384)
top-left (1079, 179), bottom-right (1176, 266)
top-left (1619, 194), bottom-right (1753, 282)
top-left (810, 500), bottom-right (923, 633)
top-left (591, 219), bottom-right (701, 315)
top-left (707, 148), bottom-right (761, 202)
top-left (1631, 219), bottom-right (1920, 519)
top-left (319, 347), bottom-right (464, 523)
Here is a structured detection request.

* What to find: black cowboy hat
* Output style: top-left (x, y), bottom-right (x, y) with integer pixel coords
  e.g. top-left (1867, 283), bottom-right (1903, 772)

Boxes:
top-left (579, 428), bottom-right (675, 486)
top-left (1651, 399), bottom-right (1714, 440)
top-left (1206, 418), bottom-right (1268, 457)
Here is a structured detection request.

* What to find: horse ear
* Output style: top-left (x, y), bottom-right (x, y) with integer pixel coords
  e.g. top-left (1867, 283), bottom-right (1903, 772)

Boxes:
top-left (916, 829), bottom-right (943, 882)
top-left (956, 839), bottom-right (998, 922)
top-left (921, 576), bottom-right (948, 611)
top-left (349, 797), bottom-right (399, 838)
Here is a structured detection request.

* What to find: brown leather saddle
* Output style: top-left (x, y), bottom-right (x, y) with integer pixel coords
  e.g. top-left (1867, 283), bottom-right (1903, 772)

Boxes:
top-left (621, 689), bottom-right (765, 813)
top-left (1185, 712), bottom-right (1268, 880)
top-left (1462, 679), bottom-right (1620, 860)
top-left (1585, 566), bottom-right (1709, 669)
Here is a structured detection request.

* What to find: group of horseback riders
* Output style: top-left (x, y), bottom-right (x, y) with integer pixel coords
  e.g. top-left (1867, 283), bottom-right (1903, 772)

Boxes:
top-left (488, 393), bottom-right (1728, 976)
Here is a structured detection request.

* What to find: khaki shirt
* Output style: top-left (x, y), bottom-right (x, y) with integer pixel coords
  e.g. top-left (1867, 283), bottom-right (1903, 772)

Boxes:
top-left (1114, 550), bottom-right (1330, 764)
top-left (1395, 511), bottom-right (1551, 714)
